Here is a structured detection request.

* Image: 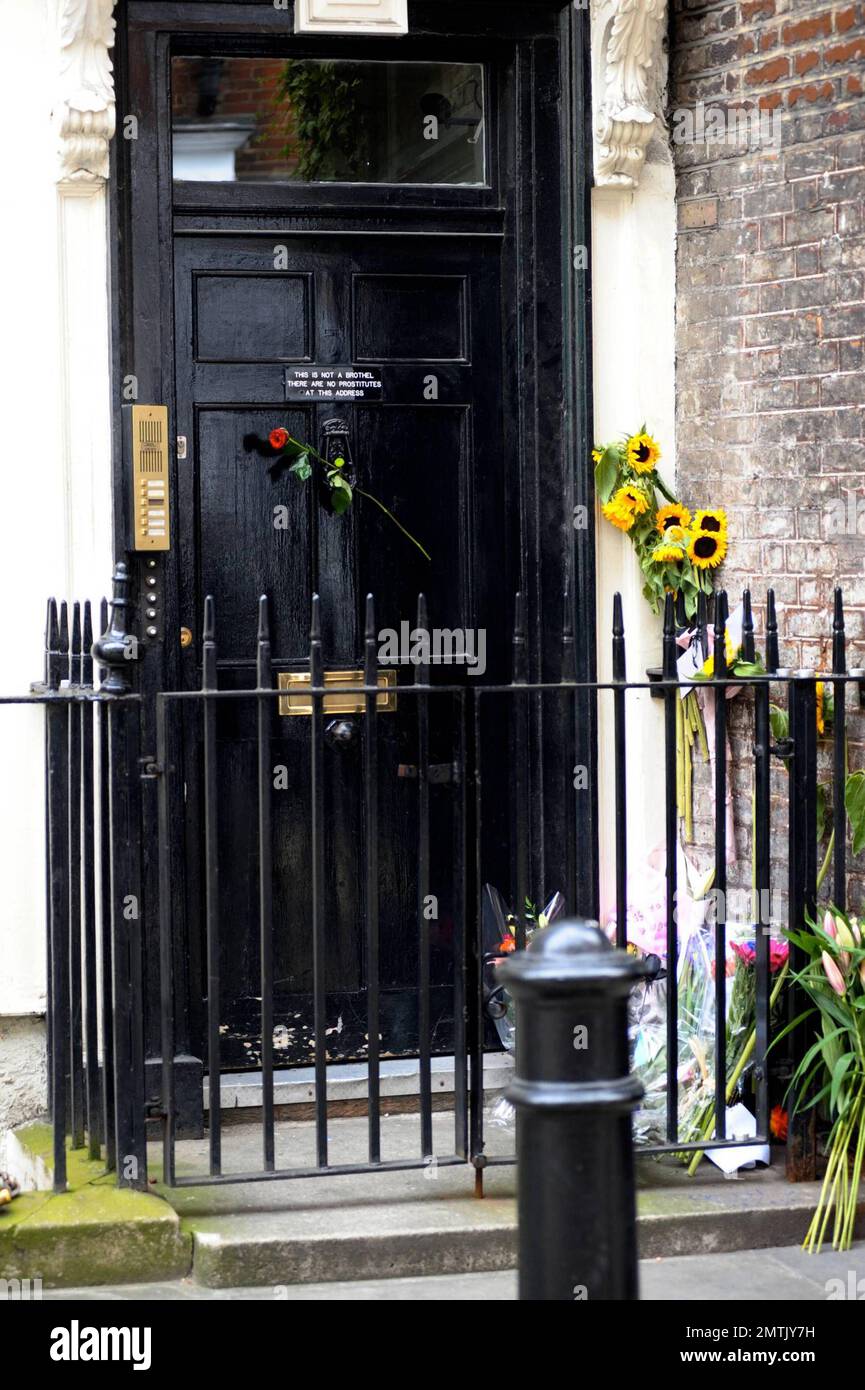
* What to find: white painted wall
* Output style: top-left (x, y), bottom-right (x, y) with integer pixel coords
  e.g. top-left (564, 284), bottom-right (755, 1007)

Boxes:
top-left (592, 159), bottom-right (677, 924)
top-left (0, 0), bottom-right (113, 1021)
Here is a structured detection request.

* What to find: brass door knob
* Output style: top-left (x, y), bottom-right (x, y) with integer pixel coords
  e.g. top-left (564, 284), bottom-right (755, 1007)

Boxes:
top-left (180, 627), bottom-right (193, 649)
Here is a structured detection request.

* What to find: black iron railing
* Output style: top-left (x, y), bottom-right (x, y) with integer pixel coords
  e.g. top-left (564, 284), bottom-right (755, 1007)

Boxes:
top-left (19, 569), bottom-right (865, 1190)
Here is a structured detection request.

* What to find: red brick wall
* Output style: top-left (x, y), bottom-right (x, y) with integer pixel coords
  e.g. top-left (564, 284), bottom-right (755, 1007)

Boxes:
top-left (172, 57), bottom-right (299, 178)
top-left (670, 1), bottom-right (865, 901)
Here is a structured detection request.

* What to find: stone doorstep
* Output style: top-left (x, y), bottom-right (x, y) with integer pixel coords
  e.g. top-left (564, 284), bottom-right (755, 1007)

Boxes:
top-left (207, 1052), bottom-right (514, 1111)
top-left (6, 1118), bottom-right (865, 1291)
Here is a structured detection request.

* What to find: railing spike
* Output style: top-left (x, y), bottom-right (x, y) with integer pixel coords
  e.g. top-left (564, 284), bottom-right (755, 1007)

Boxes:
top-left (71, 601), bottom-right (81, 684)
top-left (365, 592), bottom-right (376, 643)
top-left (662, 591), bottom-right (676, 680)
top-left (415, 593), bottom-right (429, 684)
top-left (257, 594), bottom-right (270, 643)
top-left (714, 590), bottom-right (729, 679)
top-left (742, 589), bottom-right (754, 662)
top-left (309, 592), bottom-right (321, 642)
top-left (416, 591), bottom-right (428, 631)
top-left (203, 594), bottom-right (216, 644)
top-left (82, 601), bottom-right (94, 689)
top-left (612, 592), bottom-right (626, 683)
top-left (833, 586), bottom-right (846, 676)
top-left (45, 599), bottom-right (59, 689)
top-left (46, 597), bottom-right (58, 650)
top-left (766, 588), bottom-right (779, 674)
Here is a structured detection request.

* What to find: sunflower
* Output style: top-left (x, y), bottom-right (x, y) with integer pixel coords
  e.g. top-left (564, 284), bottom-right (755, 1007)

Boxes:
top-left (688, 530), bottom-right (727, 569)
top-left (592, 448), bottom-right (603, 464)
top-left (626, 432), bottom-right (661, 474)
top-left (652, 542), bottom-right (687, 564)
top-left (656, 502), bottom-right (691, 535)
top-left (616, 485), bottom-right (649, 515)
top-left (602, 498), bottom-right (636, 532)
top-left (601, 484), bottom-right (649, 533)
top-left (693, 508), bottom-right (727, 537)
top-left (699, 631), bottom-right (737, 677)
top-left (816, 681), bottom-right (824, 736)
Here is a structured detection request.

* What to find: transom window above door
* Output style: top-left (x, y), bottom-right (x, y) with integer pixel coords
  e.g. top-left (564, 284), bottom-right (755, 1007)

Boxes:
top-left (171, 56), bottom-right (486, 185)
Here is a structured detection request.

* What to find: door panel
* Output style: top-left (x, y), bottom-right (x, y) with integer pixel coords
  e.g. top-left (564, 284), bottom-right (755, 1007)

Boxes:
top-left (174, 232), bottom-right (509, 1067)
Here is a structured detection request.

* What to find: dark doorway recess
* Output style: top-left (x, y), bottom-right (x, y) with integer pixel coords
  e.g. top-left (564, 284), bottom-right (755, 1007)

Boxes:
top-left (110, 0), bottom-right (595, 1089)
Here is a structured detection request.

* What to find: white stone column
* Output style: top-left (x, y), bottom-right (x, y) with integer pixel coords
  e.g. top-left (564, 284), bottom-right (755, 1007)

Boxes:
top-left (0, 0), bottom-right (117, 1158)
top-left (590, 0), bottom-right (676, 923)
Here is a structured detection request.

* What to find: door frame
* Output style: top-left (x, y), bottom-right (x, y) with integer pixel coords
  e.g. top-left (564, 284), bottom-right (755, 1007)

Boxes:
top-left (108, 0), bottom-right (597, 1091)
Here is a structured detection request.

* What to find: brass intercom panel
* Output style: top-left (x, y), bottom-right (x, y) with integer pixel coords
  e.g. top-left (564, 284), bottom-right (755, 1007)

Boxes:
top-left (131, 405), bottom-right (170, 550)
top-left (278, 670), bottom-right (397, 716)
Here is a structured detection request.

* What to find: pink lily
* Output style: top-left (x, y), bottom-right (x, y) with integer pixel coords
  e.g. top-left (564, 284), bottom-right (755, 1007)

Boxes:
top-left (822, 950), bottom-right (847, 997)
top-left (823, 910), bottom-right (837, 938)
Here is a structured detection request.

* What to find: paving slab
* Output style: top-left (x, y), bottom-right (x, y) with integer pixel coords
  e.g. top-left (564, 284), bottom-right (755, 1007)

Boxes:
top-left (37, 1240), bottom-right (865, 1301)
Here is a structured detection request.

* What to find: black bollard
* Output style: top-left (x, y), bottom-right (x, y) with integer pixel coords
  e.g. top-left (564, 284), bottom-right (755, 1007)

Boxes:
top-left (499, 918), bottom-right (648, 1301)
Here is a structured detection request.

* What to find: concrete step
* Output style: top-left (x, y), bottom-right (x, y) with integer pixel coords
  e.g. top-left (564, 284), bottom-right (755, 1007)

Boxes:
top-left (157, 1112), bottom-right (863, 1289)
top-left (41, 1239), bottom-right (865, 1300)
top-left (12, 1112), bottom-right (864, 1290)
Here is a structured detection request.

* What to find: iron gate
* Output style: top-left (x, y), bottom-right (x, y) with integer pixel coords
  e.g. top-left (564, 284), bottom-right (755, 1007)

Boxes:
top-left (21, 565), bottom-right (860, 1191)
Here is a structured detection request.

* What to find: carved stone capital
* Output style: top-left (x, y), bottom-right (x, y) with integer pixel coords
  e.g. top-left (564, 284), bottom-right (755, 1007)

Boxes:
top-left (591, 0), bottom-right (668, 190)
top-left (57, 0), bottom-right (118, 183)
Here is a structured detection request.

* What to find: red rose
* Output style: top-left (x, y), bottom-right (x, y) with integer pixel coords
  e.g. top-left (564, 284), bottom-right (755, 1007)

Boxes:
top-left (269, 427), bottom-right (289, 450)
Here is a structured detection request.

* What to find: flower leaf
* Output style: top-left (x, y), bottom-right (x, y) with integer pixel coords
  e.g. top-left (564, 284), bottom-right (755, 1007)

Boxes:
top-left (594, 446), bottom-right (619, 502)
top-left (845, 770), bottom-right (865, 855)
top-left (289, 454), bottom-right (312, 481)
top-left (330, 478), bottom-right (353, 513)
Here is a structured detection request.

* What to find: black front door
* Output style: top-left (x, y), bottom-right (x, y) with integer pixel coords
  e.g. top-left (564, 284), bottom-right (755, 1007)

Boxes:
top-left (173, 232), bottom-right (509, 1064)
top-left (116, 1), bottom-right (594, 1079)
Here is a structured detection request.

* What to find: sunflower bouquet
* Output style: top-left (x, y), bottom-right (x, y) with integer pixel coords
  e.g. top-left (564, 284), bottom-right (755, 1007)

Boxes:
top-left (594, 429), bottom-right (727, 619)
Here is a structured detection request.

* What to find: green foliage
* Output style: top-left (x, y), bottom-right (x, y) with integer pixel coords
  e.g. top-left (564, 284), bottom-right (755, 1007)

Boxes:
top-left (277, 60), bottom-right (366, 181)
top-left (846, 770), bottom-right (865, 856)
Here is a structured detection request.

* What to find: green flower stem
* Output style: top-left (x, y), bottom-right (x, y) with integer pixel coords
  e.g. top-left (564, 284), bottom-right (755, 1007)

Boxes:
top-left (843, 1089), bottom-right (865, 1249)
top-left (283, 435), bottom-right (431, 562)
top-left (686, 959), bottom-right (789, 1176)
top-left (676, 695), bottom-right (685, 820)
top-left (816, 828), bottom-right (835, 893)
top-left (806, 1103), bottom-right (853, 1253)
top-left (354, 488), bottom-right (432, 563)
top-left (684, 697), bottom-right (693, 842)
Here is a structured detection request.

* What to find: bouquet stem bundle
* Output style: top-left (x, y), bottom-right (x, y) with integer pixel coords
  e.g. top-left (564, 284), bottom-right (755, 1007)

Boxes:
top-left (782, 907), bottom-right (865, 1253)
